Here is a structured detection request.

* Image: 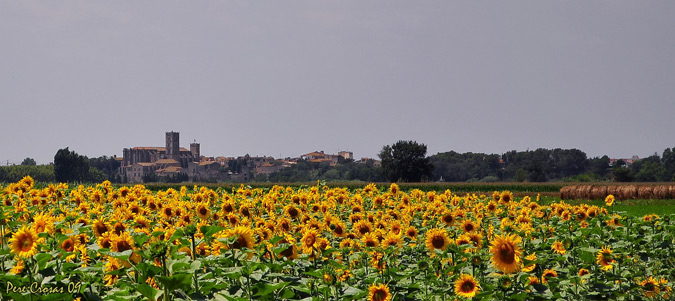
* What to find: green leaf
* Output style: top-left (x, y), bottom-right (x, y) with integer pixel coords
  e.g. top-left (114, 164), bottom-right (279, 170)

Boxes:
top-left (280, 288), bottom-right (295, 299)
top-left (168, 228), bottom-right (184, 242)
top-left (157, 274), bottom-right (192, 292)
top-left (35, 252), bottom-right (52, 270)
top-left (343, 285), bottom-right (363, 296)
top-left (253, 282), bottom-right (289, 297)
top-left (135, 283), bottom-right (162, 301)
top-left (132, 233), bottom-right (150, 246)
top-left (200, 225), bottom-right (226, 241)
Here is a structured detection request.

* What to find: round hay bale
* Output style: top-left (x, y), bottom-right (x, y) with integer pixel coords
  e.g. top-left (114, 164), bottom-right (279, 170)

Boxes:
top-left (606, 186), bottom-right (620, 198)
top-left (591, 186), bottom-right (608, 200)
top-left (578, 185), bottom-right (593, 200)
top-left (653, 185), bottom-right (669, 199)
top-left (668, 185), bottom-right (675, 199)
top-left (564, 185), bottom-right (577, 200)
top-left (619, 185), bottom-right (637, 200)
top-left (560, 186), bottom-right (570, 200)
top-left (638, 186), bottom-right (654, 199)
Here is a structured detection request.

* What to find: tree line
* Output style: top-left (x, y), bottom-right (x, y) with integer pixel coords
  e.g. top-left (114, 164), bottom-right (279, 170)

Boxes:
top-left (263, 141), bottom-right (675, 183)
top-left (2, 144), bottom-right (675, 184)
top-left (0, 148), bottom-right (121, 183)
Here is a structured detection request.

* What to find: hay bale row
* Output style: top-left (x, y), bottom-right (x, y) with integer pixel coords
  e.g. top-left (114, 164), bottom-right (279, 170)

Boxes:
top-left (654, 185), bottom-right (669, 199)
top-left (559, 184), bottom-right (675, 200)
top-left (618, 185), bottom-right (638, 200)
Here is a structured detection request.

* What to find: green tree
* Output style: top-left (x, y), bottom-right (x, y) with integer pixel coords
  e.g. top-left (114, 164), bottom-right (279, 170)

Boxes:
top-left (612, 166), bottom-right (634, 182)
top-left (662, 147), bottom-right (675, 180)
top-left (635, 161), bottom-right (667, 182)
top-left (21, 158), bottom-right (37, 166)
top-left (89, 156), bottom-right (121, 182)
top-left (378, 140), bottom-right (434, 182)
top-left (54, 148), bottom-right (90, 183)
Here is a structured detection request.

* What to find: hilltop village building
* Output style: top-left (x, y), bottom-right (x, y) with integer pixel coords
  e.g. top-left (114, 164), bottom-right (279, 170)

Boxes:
top-left (120, 132), bottom-right (221, 182)
top-left (120, 132), bottom-right (367, 183)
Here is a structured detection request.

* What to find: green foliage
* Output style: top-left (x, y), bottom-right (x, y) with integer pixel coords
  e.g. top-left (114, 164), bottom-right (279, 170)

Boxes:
top-left (379, 140), bottom-right (434, 182)
top-left (612, 167), bottom-right (635, 182)
top-left (0, 165), bottom-right (55, 183)
top-left (430, 151), bottom-right (500, 182)
top-left (20, 157), bottom-right (37, 166)
top-left (266, 159), bottom-right (383, 183)
top-left (53, 147), bottom-right (91, 183)
top-left (88, 155), bottom-right (121, 182)
top-left (635, 161), bottom-right (667, 181)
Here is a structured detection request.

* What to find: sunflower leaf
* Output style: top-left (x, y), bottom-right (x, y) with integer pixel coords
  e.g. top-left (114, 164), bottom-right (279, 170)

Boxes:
top-left (200, 225), bottom-right (226, 241)
top-left (157, 274), bottom-right (192, 292)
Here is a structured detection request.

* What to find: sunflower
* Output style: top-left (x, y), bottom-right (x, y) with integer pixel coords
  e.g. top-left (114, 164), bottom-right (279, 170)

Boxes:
top-left (239, 204), bottom-right (253, 219)
top-left (605, 195), bottom-right (615, 207)
top-left (368, 283), bottom-right (391, 301)
top-left (489, 233), bottom-right (522, 274)
top-left (389, 183), bottom-right (399, 195)
top-left (522, 253), bottom-right (537, 272)
top-left (542, 269), bottom-right (558, 284)
top-left (388, 220), bottom-right (403, 236)
top-left (9, 226), bottom-right (39, 258)
top-left (305, 219), bottom-right (323, 232)
top-left (134, 216), bottom-right (151, 230)
top-left (112, 222), bottom-right (126, 236)
top-left (196, 203), bottom-right (211, 220)
top-left (31, 212), bottom-right (55, 235)
top-left (381, 232), bottom-right (402, 250)
top-left (575, 209), bottom-right (588, 222)
top-left (405, 226), bottom-right (418, 241)
top-left (278, 217), bottom-right (292, 233)
top-left (492, 191), bottom-right (501, 202)
top-left (277, 236), bottom-right (298, 260)
top-left (551, 241), bottom-right (566, 255)
top-left (499, 191), bottom-right (513, 204)
top-left (301, 229), bottom-right (320, 254)
top-left (226, 213), bottom-right (240, 226)
top-left (454, 274), bottom-right (480, 298)
top-left (196, 242), bottom-right (211, 257)
top-left (362, 232), bottom-right (380, 248)
top-left (61, 237), bottom-right (75, 252)
top-left (354, 220), bottom-right (373, 236)
top-left (339, 238), bottom-right (360, 251)
top-left (111, 232), bottom-right (134, 253)
top-left (640, 276), bottom-right (660, 298)
top-left (486, 201), bottom-right (498, 213)
top-left (425, 228), bottom-right (450, 254)
top-left (10, 258), bottom-right (25, 275)
top-left (225, 226), bottom-right (256, 250)
top-left (284, 205), bottom-right (301, 220)
top-left (586, 207), bottom-right (599, 219)
top-left (370, 251), bottom-right (386, 271)
top-left (606, 215), bottom-right (623, 227)
top-left (596, 246), bottom-right (614, 271)
top-left (103, 257), bottom-right (122, 286)
top-left (578, 268), bottom-right (590, 277)
top-left (92, 219), bottom-right (111, 237)
top-left (98, 232), bottom-right (113, 249)
top-left (527, 276), bottom-right (540, 286)
top-left (440, 210), bottom-right (455, 226)
top-left (161, 206), bottom-right (175, 220)
top-left (461, 219), bottom-right (478, 233)
top-left (332, 220), bottom-right (346, 237)
top-left (456, 234), bottom-right (471, 248)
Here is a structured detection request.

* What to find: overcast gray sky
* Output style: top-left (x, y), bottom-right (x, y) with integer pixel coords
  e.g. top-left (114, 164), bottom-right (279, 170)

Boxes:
top-left (2, 1), bottom-right (674, 165)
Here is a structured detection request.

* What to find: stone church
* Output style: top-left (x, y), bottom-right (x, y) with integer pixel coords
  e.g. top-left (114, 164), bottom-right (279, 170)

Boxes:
top-left (120, 132), bottom-right (202, 182)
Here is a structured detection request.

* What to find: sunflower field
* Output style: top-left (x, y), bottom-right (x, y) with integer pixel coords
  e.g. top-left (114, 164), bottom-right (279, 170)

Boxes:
top-left (0, 176), bottom-right (673, 300)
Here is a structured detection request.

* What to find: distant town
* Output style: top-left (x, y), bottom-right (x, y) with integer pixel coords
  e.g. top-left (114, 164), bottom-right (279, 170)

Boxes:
top-left (2, 131), bottom-right (673, 184)
top-left (119, 132), bottom-right (379, 183)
